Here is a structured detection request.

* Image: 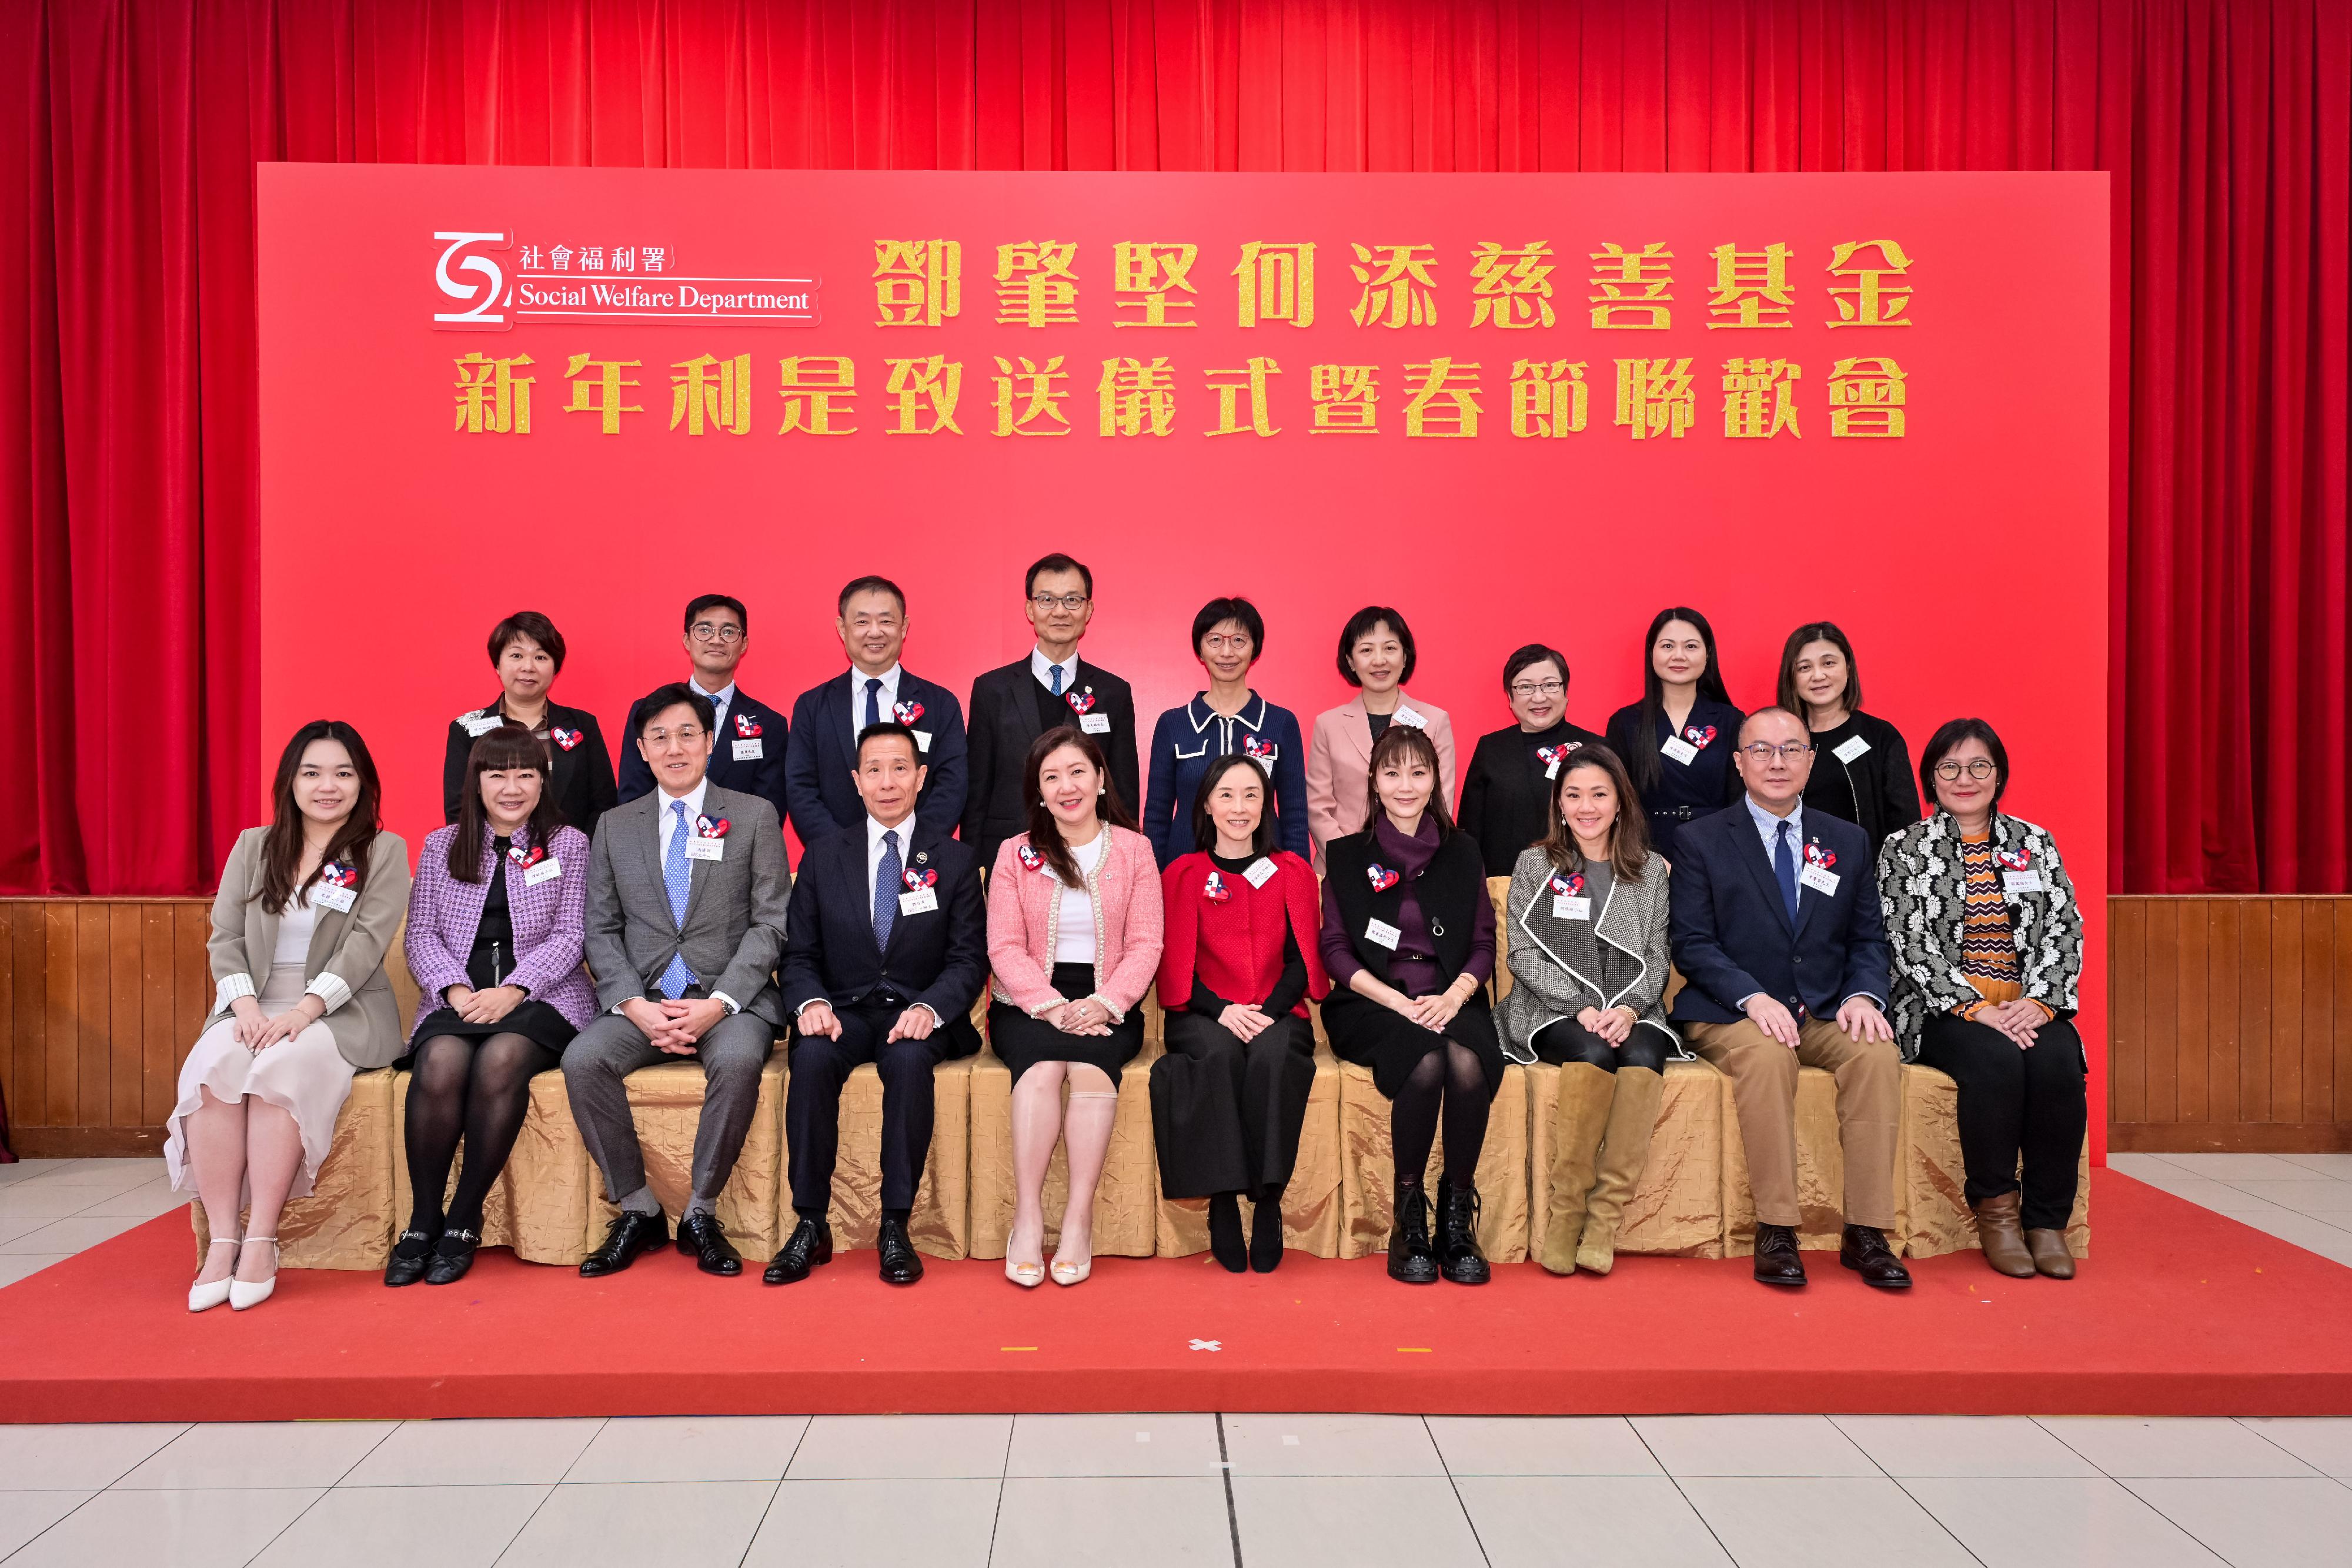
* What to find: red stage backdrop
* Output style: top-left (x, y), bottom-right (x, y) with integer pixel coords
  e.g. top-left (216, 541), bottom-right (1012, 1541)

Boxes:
top-left (258, 162), bottom-right (2110, 1120)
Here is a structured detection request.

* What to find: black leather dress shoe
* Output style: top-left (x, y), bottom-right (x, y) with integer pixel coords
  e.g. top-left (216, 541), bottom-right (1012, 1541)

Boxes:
top-left (579, 1209), bottom-right (669, 1278)
top-left (764, 1217), bottom-right (834, 1285)
top-left (676, 1210), bottom-right (743, 1276)
top-left (1840, 1223), bottom-right (1913, 1289)
top-left (425, 1228), bottom-right (480, 1286)
top-left (1753, 1222), bottom-right (1808, 1286)
top-left (385, 1226), bottom-right (436, 1288)
top-left (878, 1215), bottom-right (925, 1285)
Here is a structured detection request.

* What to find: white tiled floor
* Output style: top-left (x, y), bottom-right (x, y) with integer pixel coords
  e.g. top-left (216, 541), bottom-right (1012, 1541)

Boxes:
top-left (2, 1153), bottom-right (2351, 1564)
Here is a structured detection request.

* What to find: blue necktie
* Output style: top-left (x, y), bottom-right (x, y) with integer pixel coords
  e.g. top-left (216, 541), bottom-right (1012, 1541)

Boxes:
top-left (1773, 818), bottom-right (1800, 925)
top-left (1050, 665), bottom-right (1064, 696)
top-left (873, 828), bottom-right (901, 952)
top-left (864, 676), bottom-right (883, 733)
top-left (657, 800), bottom-right (696, 998)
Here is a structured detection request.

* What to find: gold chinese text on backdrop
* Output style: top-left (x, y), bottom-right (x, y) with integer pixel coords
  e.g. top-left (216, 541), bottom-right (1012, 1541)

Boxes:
top-left (452, 239), bottom-right (1912, 440)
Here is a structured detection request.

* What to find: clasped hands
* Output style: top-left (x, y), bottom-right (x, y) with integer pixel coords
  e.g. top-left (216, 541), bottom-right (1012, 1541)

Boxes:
top-left (622, 995), bottom-right (729, 1054)
top-left (1742, 992), bottom-right (1893, 1048)
top-left (228, 993), bottom-right (322, 1052)
top-left (443, 984), bottom-right (525, 1025)
top-left (1044, 995), bottom-right (1114, 1036)
top-left (1574, 1004), bottom-right (1642, 1045)
top-left (1382, 977), bottom-right (1476, 1032)
top-left (797, 999), bottom-right (939, 1044)
top-left (1972, 998), bottom-right (2050, 1047)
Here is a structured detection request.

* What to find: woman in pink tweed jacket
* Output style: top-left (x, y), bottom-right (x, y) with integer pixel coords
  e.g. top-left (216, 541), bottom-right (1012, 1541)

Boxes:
top-left (986, 726), bottom-right (1165, 1289)
top-left (393, 725), bottom-right (596, 1288)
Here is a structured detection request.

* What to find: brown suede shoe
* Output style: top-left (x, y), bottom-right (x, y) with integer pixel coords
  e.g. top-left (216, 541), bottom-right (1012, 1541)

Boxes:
top-left (1973, 1192), bottom-right (2036, 1278)
top-left (2025, 1228), bottom-right (2076, 1279)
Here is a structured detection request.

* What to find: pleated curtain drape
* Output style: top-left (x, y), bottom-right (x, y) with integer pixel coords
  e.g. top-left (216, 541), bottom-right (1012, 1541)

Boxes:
top-left (1, 0), bottom-right (2344, 895)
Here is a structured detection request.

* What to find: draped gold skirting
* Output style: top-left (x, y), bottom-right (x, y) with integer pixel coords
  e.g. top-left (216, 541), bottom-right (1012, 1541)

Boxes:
top-left (966, 1035), bottom-right (1163, 1260)
top-left (1899, 1064), bottom-right (2092, 1259)
top-left (1335, 1058), bottom-right (1532, 1263)
top-left (820, 1057), bottom-right (974, 1261)
top-left (191, 1066), bottom-right (397, 1270)
top-left (1526, 1058), bottom-right (1726, 1259)
top-left (577, 1054), bottom-right (789, 1261)
top-left (1154, 1046), bottom-right (1347, 1259)
top-left (388, 1065), bottom-right (597, 1264)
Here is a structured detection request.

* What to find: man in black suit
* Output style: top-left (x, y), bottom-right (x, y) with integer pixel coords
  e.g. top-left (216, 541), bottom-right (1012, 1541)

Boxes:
top-left (771, 721), bottom-right (985, 1285)
top-left (1668, 707), bottom-right (1909, 1290)
top-left (784, 576), bottom-right (968, 845)
top-left (619, 594), bottom-right (790, 837)
top-left (963, 553), bottom-right (1141, 864)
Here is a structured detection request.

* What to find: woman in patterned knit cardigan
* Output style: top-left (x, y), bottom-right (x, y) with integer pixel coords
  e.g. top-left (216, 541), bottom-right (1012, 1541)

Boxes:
top-left (1876, 718), bottom-right (2084, 1282)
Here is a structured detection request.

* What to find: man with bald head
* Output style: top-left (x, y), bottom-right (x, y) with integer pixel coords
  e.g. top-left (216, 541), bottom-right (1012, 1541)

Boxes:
top-left (1668, 707), bottom-right (1909, 1289)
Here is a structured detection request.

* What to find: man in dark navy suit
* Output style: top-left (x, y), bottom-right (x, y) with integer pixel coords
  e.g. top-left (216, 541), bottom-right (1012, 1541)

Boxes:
top-left (784, 576), bottom-right (968, 846)
top-left (770, 721), bottom-right (984, 1286)
top-left (619, 593), bottom-right (790, 838)
top-left (964, 552), bottom-right (1141, 865)
top-left (1668, 707), bottom-right (1909, 1290)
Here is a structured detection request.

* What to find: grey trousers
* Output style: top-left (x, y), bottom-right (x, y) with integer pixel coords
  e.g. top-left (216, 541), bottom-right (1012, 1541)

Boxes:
top-left (561, 1009), bottom-right (774, 1205)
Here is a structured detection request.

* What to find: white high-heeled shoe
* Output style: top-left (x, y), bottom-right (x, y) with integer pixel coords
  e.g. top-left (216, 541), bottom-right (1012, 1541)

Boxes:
top-left (188, 1238), bottom-right (240, 1313)
top-left (229, 1236), bottom-right (279, 1311)
top-left (1004, 1256), bottom-right (1044, 1288)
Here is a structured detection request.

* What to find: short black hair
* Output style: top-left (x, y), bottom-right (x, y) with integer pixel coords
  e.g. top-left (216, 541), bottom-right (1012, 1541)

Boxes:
top-left (1188, 754), bottom-right (1278, 860)
top-left (837, 575), bottom-right (907, 617)
top-left (856, 721), bottom-right (923, 766)
top-left (488, 610), bottom-right (566, 673)
top-left (637, 682), bottom-right (716, 736)
top-left (1502, 643), bottom-right (1569, 694)
top-left (1191, 596), bottom-right (1265, 658)
top-left (1336, 606), bottom-right (1416, 687)
top-left (1025, 553), bottom-right (1093, 597)
top-left (1919, 718), bottom-right (2012, 808)
top-left (683, 593), bottom-right (748, 635)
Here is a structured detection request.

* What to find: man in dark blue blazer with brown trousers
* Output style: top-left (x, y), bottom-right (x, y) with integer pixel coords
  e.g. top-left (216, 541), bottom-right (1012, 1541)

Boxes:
top-left (783, 575), bottom-right (967, 847)
top-left (771, 721), bottom-right (984, 1287)
top-left (1668, 707), bottom-right (1910, 1290)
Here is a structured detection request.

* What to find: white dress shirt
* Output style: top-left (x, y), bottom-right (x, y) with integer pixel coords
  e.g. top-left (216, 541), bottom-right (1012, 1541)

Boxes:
top-left (794, 810), bottom-right (937, 1025)
top-left (689, 677), bottom-right (736, 735)
top-left (1030, 647), bottom-right (1079, 698)
top-left (848, 663), bottom-right (904, 745)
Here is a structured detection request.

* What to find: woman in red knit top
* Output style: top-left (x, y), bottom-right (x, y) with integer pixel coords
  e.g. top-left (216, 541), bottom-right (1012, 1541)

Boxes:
top-left (1152, 755), bottom-right (1329, 1272)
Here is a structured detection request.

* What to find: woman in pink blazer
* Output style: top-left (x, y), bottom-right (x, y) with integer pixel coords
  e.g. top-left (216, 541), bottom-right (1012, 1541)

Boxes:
top-left (986, 725), bottom-right (1165, 1288)
top-left (1307, 606), bottom-right (1457, 868)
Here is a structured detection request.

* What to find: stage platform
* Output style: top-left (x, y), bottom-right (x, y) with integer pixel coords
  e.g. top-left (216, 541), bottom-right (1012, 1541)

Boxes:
top-left (4, 1171), bottom-right (2348, 1425)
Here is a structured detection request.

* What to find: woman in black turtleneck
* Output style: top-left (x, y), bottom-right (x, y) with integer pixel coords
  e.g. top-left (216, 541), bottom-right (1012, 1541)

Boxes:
top-left (1779, 621), bottom-right (1920, 859)
top-left (1456, 643), bottom-right (1611, 876)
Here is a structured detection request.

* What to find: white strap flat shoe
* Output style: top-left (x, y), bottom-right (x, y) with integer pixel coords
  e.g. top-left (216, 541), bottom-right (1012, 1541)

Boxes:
top-left (188, 1238), bottom-right (239, 1313)
top-left (229, 1237), bottom-right (279, 1310)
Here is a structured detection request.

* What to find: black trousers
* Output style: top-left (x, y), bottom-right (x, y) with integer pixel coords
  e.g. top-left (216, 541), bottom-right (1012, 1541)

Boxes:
top-left (1529, 1018), bottom-right (1673, 1074)
top-left (1917, 1011), bottom-right (2088, 1231)
top-left (1151, 1011), bottom-right (1315, 1201)
top-left (785, 1002), bottom-right (965, 1214)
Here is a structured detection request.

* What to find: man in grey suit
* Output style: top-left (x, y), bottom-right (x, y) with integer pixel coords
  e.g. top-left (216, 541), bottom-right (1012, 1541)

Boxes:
top-left (563, 683), bottom-right (790, 1277)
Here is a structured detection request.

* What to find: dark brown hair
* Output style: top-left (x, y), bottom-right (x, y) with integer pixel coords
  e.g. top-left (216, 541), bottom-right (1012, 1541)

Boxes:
top-left (1540, 744), bottom-right (1653, 882)
top-left (1021, 724), bottom-right (1138, 888)
top-left (257, 721), bottom-right (383, 911)
top-left (1776, 620), bottom-right (1863, 717)
top-left (448, 725), bottom-right (566, 882)
top-left (487, 610), bottom-right (566, 673)
top-left (1361, 724), bottom-right (1453, 842)
top-left (1188, 753), bottom-right (1278, 861)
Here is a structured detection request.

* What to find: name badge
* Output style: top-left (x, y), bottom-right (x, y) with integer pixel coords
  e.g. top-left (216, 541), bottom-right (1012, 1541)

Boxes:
top-left (732, 738), bottom-right (764, 761)
top-left (462, 714), bottom-right (500, 737)
top-left (1393, 706), bottom-right (1428, 729)
top-left (913, 730), bottom-right (933, 753)
top-left (1553, 895), bottom-right (1592, 921)
top-left (684, 837), bottom-right (726, 862)
top-left (313, 883), bottom-right (357, 914)
top-left (2003, 870), bottom-right (2045, 895)
top-left (1364, 918), bottom-right (1402, 952)
top-left (1253, 755), bottom-right (1276, 776)
top-left (524, 855), bottom-right (563, 887)
top-left (1798, 863), bottom-right (1840, 896)
top-left (1833, 734), bottom-right (1872, 764)
top-left (1242, 857), bottom-right (1278, 889)
top-left (1545, 755), bottom-right (1562, 780)
top-left (1080, 713), bottom-right (1111, 735)
top-left (898, 887), bottom-right (940, 915)
top-left (1661, 735), bottom-right (1700, 766)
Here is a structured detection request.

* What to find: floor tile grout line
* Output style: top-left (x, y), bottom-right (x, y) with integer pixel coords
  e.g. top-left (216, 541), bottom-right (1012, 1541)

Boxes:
top-left (1625, 1420), bottom-right (1740, 1566)
top-left (1215, 1412), bottom-right (1243, 1568)
top-left (1422, 1416), bottom-right (1492, 1568)
top-left (550, 1416), bottom-right (613, 1484)
top-left (490, 1478), bottom-right (566, 1567)
top-left (0, 1417), bottom-right (195, 1568)
top-left (734, 1415), bottom-right (818, 1567)
top-left (2112, 1475), bottom-right (2269, 1568)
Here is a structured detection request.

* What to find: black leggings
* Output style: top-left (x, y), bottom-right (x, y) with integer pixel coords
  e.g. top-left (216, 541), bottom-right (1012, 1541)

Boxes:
top-left (1529, 1018), bottom-right (1672, 1074)
top-left (1392, 1040), bottom-right (1489, 1191)
top-left (403, 1032), bottom-right (558, 1232)
top-left (1917, 1011), bottom-right (2087, 1231)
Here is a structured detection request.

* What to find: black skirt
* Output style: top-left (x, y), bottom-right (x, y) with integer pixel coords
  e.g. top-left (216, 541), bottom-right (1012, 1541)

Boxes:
top-left (1322, 986), bottom-right (1504, 1101)
top-left (987, 961), bottom-right (1146, 1086)
top-left (407, 1000), bottom-right (577, 1055)
top-left (1151, 1010), bottom-right (1315, 1200)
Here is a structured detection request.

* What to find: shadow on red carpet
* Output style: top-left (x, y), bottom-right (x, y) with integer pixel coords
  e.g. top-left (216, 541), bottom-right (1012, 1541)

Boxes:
top-left (4, 1171), bottom-right (2348, 1422)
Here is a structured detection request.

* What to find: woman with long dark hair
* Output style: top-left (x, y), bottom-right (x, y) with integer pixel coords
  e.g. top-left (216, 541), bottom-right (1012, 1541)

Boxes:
top-left (1604, 607), bottom-right (1743, 862)
top-left (1778, 620), bottom-right (1921, 858)
top-left (168, 721), bottom-right (410, 1312)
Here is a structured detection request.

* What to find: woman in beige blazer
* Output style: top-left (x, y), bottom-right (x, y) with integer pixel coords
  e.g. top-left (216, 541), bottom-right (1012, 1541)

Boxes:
top-left (1306, 606), bottom-right (1456, 868)
top-left (168, 721), bottom-right (410, 1312)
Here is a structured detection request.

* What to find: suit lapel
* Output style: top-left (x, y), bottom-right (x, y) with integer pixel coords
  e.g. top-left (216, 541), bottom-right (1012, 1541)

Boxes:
top-left (1730, 814), bottom-right (1796, 934)
top-left (1010, 661), bottom-right (1048, 748)
top-left (681, 785), bottom-right (731, 930)
top-left (1343, 695), bottom-right (1372, 768)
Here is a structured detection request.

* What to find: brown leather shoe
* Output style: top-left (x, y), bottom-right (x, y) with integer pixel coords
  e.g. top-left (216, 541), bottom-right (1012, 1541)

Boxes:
top-left (1972, 1192), bottom-right (2036, 1278)
top-left (1839, 1224), bottom-right (1913, 1289)
top-left (1752, 1222), bottom-right (1807, 1286)
top-left (2025, 1228), bottom-right (2076, 1279)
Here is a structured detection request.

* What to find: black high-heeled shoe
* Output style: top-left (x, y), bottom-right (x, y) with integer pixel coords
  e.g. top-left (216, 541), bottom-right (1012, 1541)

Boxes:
top-left (424, 1227), bottom-right (481, 1286)
top-left (1249, 1193), bottom-right (1285, 1273)
top-left (385, 1225), bottom-right (438, 1288)
top-left (1207, 1193), bottom-right (1247, 1273)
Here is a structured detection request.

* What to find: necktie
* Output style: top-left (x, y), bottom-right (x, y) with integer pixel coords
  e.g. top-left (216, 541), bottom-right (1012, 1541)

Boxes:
top-left (1773, 818), bottom-right (1800, 925)
top-left (1050, 664), bottom-right (1064, 696)
top-left (873, 829), bottom-right (901, 951)
top-left (658, 800), bottom-right (696, 998)
top-left (864, 676), bottom-right (883, 733)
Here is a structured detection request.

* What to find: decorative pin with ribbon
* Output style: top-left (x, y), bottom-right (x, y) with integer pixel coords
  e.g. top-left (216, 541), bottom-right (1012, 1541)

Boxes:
top-left (507, 844), bottom-right (546, 869)
top-left (1203, 870), bottom-right (1231, 904)
top-left (1536, 742), bottom-right (1581, 768)
top-left (1549, 871), bottom-right (1585, 897)
top-left (893, 699), bottom-right (925, 725)
top-left (694, 815), bottom-right (731, 839)
top-left (1994, 843), bottom-right (2033, 871)
top-left (1803, 840), bottom-right (1836, 870)
top-left (902, 867), bottom-right (939, 891)
top-left (734, 713), bottom-right (762, 738)
top-left (1684, 725), bottom-right (1717, 749)
top-left (1066, 690), bottom-right (1096, 715)
top-left (1367, 864), bottom-right (1401, 893)
top-left (318, 861), bottom-right (358, 887)
top-left (551, 726), bottom-right (584, 751)
top-left (1017, 843), bottom-right (1047, 873)
top-left (1240, 734), bottom-right (1275, 760)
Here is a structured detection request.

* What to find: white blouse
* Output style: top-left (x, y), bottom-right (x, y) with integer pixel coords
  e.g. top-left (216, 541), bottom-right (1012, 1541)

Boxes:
top-left (1053, 831), bottom-right (1108, 965)
top-left (270, 895), bottom-right (319, 969)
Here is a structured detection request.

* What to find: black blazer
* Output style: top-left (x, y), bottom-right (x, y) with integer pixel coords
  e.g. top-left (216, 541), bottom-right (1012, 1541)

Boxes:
top-left (1456, 719), bottom-right (1612, 877)
top-left (963, 656), bottom-right (1140, 865)
top-left (1666, 802), bottom-right (1891, 1027)
top-left (783, 670), bottom-right (968, 846)
top-left (442, 698), bottom-right (617, 835)
top-left (777, 815), bottom-right (985, 1052)
top-left (617, 683), bottom-right (791, 834)
top-left (1799, 710), bottom-right (1921, 860)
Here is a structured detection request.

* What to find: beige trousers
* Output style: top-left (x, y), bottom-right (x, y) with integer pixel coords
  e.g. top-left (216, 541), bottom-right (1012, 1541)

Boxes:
top-left (1685, 1016), bottom-right (1900, 1231)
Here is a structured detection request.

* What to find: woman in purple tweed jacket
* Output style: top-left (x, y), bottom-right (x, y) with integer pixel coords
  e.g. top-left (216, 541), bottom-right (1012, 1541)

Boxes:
top-left (392, 725), bottom-right (596, 1288)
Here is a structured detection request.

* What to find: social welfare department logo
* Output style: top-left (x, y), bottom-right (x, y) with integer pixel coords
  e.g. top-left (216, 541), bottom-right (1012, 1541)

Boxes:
top-left (432, 230), bottom-right (513, 330)
top-left (430, 228), bottom-right (819, 329)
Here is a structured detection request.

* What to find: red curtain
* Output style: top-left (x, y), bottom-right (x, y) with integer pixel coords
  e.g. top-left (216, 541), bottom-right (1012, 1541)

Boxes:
top-left (2, 0), bottom-right (2344, 895)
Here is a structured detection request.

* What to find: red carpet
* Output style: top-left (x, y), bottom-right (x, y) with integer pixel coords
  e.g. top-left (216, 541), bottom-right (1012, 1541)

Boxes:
top-left (5, 1172), bottom-right (2350, 1422)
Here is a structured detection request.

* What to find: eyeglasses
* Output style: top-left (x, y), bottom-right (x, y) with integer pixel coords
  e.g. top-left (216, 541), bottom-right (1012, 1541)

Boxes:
top-left (1030, 593), bottom-right (1091, 611)
top-left (1740, 743), bottom-right (1815, 763)
top-left (1933, 758), bottom-right (2000, 781)
top-left (689, 623), bottom-right (744, 643)
top-left (646, 726), bottom-right (707, 745)
top-left (1509, 679), bottom-right (1565, 698)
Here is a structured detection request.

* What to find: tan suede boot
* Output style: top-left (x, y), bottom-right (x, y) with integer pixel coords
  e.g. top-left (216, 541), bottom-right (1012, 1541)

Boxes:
top-left (1575, 1065), bottom-right (1665, 1275)
top-left (1538, 1063), bottom-right (1615, 1274)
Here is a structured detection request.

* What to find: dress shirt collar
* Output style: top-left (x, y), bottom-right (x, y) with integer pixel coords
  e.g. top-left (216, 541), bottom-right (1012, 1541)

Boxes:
top-left (689, 676), bottom-right (737, 712)
top-left (848, 663), bottom-right (903, 704)
top-left (1745, 793), bottom-right (1804, 852)
top-left (866, 811), bottom-right (916, 858)
top-left (1030, 647), bottom-right (1080, 693)
top-left (654, 776), bottom-right (711, 834)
